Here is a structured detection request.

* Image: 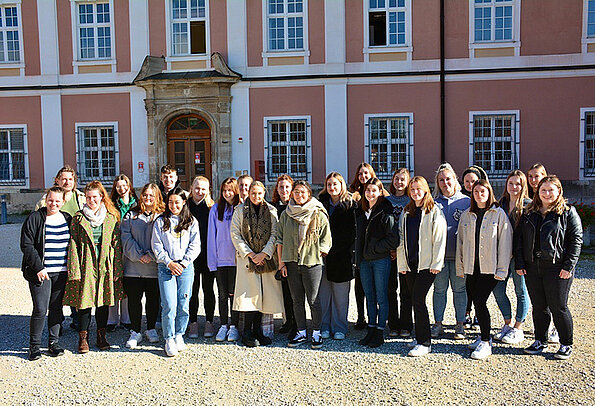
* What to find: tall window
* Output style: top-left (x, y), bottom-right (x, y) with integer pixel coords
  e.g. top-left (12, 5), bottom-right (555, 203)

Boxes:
top-left (76, 2), bottom-right (112, 60)
top-left (0, 127), bottom-right (26, 185)
top-left (76, 124), bottom-right (118, 182)
top-left (368, 0), bottom-right (408, 47)
top-left (584, 111), bottom-right (595, 177)
top-left (471, 113), bottom-right (518, 178)
top-left (0, 5), bottom-right (20, 63)
top-left (265, 118), bottom-right (309, 181)
top-left (473, 0), bottom-right (514, 42)
top-left (588, 0), bottom-right (595, 37)
top-left (267, 0), bottom-right (304, 51)
top-left (171, 0), bottom-right (207, 55)
top-left (366, 115), bottom-right (413, 180)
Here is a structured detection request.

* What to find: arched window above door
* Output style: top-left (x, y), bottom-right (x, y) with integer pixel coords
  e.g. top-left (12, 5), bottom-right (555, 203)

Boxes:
top-left (167, 114), bottom-right (210, 131)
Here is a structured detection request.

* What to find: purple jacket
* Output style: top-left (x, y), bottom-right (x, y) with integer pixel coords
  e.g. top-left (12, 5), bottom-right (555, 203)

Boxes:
top-left (207, 203), bottom-right (236, 271)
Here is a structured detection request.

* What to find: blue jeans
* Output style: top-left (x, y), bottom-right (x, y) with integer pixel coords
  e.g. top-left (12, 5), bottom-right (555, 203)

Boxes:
top-left (432, 260), bottom-right (467, 323)
top-left (158, 262), bottom-right (195, 340)
top-left (492, 259), bottom-right (530, 323)
top-left (359, 257), bottom-right (391, 329)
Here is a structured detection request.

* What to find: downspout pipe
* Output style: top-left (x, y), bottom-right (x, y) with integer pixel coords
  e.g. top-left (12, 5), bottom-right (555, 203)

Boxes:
top-left (440, 0), bottom-right (446, 163)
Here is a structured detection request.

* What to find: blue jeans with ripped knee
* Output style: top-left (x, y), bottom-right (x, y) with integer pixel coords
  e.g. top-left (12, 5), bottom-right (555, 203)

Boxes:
top-left (158, 262), bottom-right (195, 340)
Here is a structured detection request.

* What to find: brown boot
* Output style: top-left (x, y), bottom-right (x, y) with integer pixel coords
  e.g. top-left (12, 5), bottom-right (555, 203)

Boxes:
top-left (78, 331), bottom-right (89, 354)
top-left (96, 328), bottom-right (110, 350)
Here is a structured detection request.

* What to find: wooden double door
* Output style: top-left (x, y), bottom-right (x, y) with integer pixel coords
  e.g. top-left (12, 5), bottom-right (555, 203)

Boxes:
top-left (166, 115), bottom-right (212, 190)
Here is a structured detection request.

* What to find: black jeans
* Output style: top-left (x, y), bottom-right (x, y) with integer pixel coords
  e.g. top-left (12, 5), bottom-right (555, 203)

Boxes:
top-left (123, 276), bottom-right (160, 333)
top-left (286, 262), bottom-right (323, 331)
top-left (189, 269), bottom-right (216, 323)
top-left (466, 269), bottom-right (499, 341)
top-left (281, 278), bottom-right (295, 325)
top-left (387, 260), bottom-right (399, 331)
top-left (243, 311), bottom-right (263, 336)
top-left (405, 269), bottom-right (435, 347)
top-left (524, 260), bottom-right (573, 346)
top-left (28, 272), bottom-right (67, 347)
top-left (354, 267), bottom-right (366, 322)
top-left (399, 272), bottom-right (413, 332)
top-left (216, 266), bottom-right (240, 326)
top-left (78, 306), bottom-right (109, 331)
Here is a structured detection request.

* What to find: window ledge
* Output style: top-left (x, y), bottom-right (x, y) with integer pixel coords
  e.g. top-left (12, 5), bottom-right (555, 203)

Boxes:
top-left (364, 45), bottom-right (412, 54)
top-left (0, 62), bottom-right (24, 68)
top-left (469, 41), bottom-right (521, 49)
top-left (262, 50), bottom-right (310, 58)
top-left (165, 54), bottom-right (209, 62)
top-left (73, 59), bottom-right (116, 67)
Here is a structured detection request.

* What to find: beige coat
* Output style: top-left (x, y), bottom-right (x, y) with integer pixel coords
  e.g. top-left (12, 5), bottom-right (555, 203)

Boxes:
top-left (397, 205), bottom-right (447, 272)
top-left (230, 202), bottom-right (284, 314)
top-left (456, 206), bottom-right (512, 279)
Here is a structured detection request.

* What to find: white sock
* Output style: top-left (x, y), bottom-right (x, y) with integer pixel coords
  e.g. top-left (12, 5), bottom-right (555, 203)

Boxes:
top-left (312, 330), bottom-right (321, 340)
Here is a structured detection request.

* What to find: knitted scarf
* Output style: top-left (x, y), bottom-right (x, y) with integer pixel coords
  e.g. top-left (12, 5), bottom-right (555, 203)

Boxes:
top-left (241, 200), bottom-right (277, 273)
top-left (82, 203), bottom-right (107, 228)
top-left (285, 197), bottom-right (328, 252)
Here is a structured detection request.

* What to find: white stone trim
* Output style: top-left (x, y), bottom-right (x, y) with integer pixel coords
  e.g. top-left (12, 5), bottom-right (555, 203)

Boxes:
top-left (130, 89), bottom-right (149, 187)
top-left (324, 0), bottom-right (345, 67)
top-left (226, 0), bottom-right (248, 74)
top-left (37, 0), bottom-right (60, 77)
top-left (231, 82), bottom-right (251, 177)
top-left (129, 0), bottom-right (149, 73)
top-left (324, 80), bottom-right (348, 176)
top-left (40, 93), bottom-right (64, 187)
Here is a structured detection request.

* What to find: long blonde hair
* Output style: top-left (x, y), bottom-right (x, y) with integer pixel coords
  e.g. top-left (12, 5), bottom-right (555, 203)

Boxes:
top-left (433, 162), bottom-right (462, 198)
top-left (527, 175), bottom-right (568, 215)
top-left (84, 181), bottom-right (121, 222)
top-left (320, 172), bottom-right (351, 203)
top-left (191, 176), bottom-right (214, 208)
top-left (501, 170), bottom-right (529, 226)
top-left (133, 183), bottom-right (165, 218)
top-left (404, 176), bottom-right (436, 215)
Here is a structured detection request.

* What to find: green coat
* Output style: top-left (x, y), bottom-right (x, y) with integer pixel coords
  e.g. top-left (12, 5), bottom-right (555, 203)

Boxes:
top-left (63, 211), bottom-right (125, 309)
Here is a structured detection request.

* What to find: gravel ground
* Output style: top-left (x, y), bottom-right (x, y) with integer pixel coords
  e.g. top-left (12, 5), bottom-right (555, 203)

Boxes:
top-left (1, 222), bottom-right (594, 405)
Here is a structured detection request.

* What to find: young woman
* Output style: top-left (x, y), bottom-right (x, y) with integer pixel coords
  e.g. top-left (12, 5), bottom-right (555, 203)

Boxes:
top-left (461, 165), bottom-right (488, 197)
top-left (527, 163), bottom-right (547, 200)
top-left (207, 177), bottom-right (241, 342)
top-left (354, 178), bottom-right (399, 348)
top-left (318, 173), bottom-right (356, 340)
top-left (271, 174), bottom-right (296, 336)
top-left (397, 177), bottom-right (447, 357)
top-left (492, 170), bottom-right (531, 345)
top-left (431, 163), bottom-right (470, 339)
top-left (152, 187), bottom-right (201, 357)
top-left (456, 180), bottom-right (513, 360)
top-left (515, 176), bottom-right (582, 360)
top-left (237, 174), bottom-right (254, 203)
top-left (121, 183), bottom-right (165, 349)
top-left (277, 181), bottom-right (331, 349)
top-left (387, 168), bottom-right (413, 338)
top-left (21, 186), bottom-right (72, 360)
top-left (230, 181), bottom-right (283, 347)
top-left (107, 174), bottom-right (138, 332)
top-left (187, 176), bottom-right (216, 339)
top-left (63, 181), bottom-right (124, 354)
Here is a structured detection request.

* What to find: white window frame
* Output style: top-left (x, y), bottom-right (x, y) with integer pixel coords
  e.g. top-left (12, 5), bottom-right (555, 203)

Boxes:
top-left (261, 0), bottom-right (310, 65)
top-left (263, 115), bottom-right (312, 183)
top-left (363, 0), bottom-right (413, 62)
top-left (0, 124), bottom-right (28, 187)
top-left (75, 121), bottom-right (120, 183)
top-left (363, 113), bottom-right (414, 181)
top-left (580, 107), bottom-right (595, 179)
top-left (70, 0), bottom-right (116, 73)
top-left (468, 110), bottom-right (520, 179)
top-left (468, 0), bottom-right (521, 57)
top-left (582, 0), bottom-right (595, 53)
top-left (0, 1), bottom-right (25, 73)
top-left (165, 0), bottom-right (211, 69)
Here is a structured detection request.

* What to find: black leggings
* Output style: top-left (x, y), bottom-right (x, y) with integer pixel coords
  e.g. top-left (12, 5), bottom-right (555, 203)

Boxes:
top-left (78, 306), bottom-right (109, 331)
top-left (388, 260), bottom-right (413, 331)
top-left (189, 269), bottom-right (216, 323)
top-left (355, 268), bottom-right (366, 321)
top-left (123, 276), bottom-right (160, 333)
top-left (281, 278), bottom-right (295, 325)
top-left (466, 270), bottom-right (499, 341)
top-left (243, 311), bottom-right (263, 336)
top-left (405, 269), bottom-right (436, 346)
top-left (216, 266), bottom-right (239, 326)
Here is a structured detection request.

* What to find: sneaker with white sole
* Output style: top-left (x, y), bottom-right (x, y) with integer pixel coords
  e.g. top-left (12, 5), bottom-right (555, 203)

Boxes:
top-left (145, 329), bottom-right (159, 343)
top-left (493, 324), bottom-right (512, 342)
top-left (430, 323), bottom-right (444, 338)
top-left (204, 321), bottom-right (215, 338)
top-left (227, 326), bottom-right (240, 342)
top-left (468, 335), bottom-right (482, 350)
top-left (321, 330), bottom-right (330, 339)
top-left (288, 333), bottom-right (308, 347)
top-left (407, 339), bottom-right (418, 348)
top-left (554, 345), bottom-right (572, 360)
top-left (216, 325), bottom-right (229, 342)
top-left (333, 332), bottom-right (345, 340)
top-left (524, 340), bottom-right (547, 355)
top-left (408, 344), bottom-right (431, 357)
top-left (453, 324), bottom-right (466, 340)
top-left (187, 322), bottom-right (199, 339)
top-left (164, 338), bottom-right (178, 357)
top-left (501, 327), bottom-right (524, 344)
top-left (175, 334), bottom-right (187, 351)
top-left (548, 326), bottom-right (560, 343)
top-left (126, 331), bottom-right (143, 349)
top-left (471, 340), bottom-right (492, 360)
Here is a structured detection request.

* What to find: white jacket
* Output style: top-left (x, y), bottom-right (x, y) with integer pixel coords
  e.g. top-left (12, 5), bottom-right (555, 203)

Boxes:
top-left (397, 205), bottom-right (447, 272)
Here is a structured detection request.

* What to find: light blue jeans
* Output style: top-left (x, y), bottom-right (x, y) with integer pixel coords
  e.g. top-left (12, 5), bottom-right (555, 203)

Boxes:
top-left (432, 260), bottom-right (467, 323)
top-left (492, 258), bottom-right (530, 323)
top-left (359, 257), bottom-right (391, 329)
top-left (158, 262), bottom-right (195, 340)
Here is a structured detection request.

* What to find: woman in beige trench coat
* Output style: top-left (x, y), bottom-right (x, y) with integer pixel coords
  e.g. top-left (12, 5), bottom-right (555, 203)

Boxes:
top-left (230, 181), bottom-right (284, 347)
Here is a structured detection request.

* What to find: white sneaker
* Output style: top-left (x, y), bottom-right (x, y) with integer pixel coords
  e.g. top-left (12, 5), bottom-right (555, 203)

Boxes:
top-left (227, 326), bottom-right (240, 342)
top-left (493, 324), bottom-right (512, 342)
top-left (164, 338), bottom-right (178, 357)
top-left (145, 329), bottom-right (160, 343)
top-left (468, 335), bottom-right (482, 350)
top-left (175, 334), bottom-right (187, 351)
top-left (126, 331), bottom-right (143, 349)
top-left (502, 327), bottom-right (524, 344)
top-left (408, 344), bottom-right (431, 357)
top-left (548, 326), bottom-right (560, 343)
top-left (471, 340), bottom-right (492, 360)
top-left (407, 339), bottom-right (418, 348)
top-left (216, 325), bottom-right (229, 342)
top-left (321, 330), bottom-right (330, 339)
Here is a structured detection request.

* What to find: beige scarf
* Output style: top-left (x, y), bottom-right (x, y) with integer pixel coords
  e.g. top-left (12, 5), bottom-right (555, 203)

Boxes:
top-left (285, 197), bottom-right (328, 251)
top-left (82, 203), bottom-right (107, 228)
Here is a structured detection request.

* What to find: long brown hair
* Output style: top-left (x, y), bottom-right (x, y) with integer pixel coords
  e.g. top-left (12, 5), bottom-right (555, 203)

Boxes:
top-left (320, 172), bottom-right (350, 203)
top-left (404, 176), bottom-right (435, 215)
top-left (469, 179), bottom-right (498, 214)
top-left (84, 181), bottom-right (121, 222)
top-left (110, 174), bottom-right (138, 206)
top-left (389, 168), bottom-right (410, 196)
top-left (360, 177), bottom-right (386, 212)
top-left (501, 170), bottom-right (529, 226)
top-left (349, 163), bottom-right (376, 198)
top-left (132, 183), bottom-right (165, 217)
top-left (217, 177), bottom-right (240, 221)
top-left (527, 175), bottom-right (567, 215)
top-left (272, 174), bottom-right (294, 204)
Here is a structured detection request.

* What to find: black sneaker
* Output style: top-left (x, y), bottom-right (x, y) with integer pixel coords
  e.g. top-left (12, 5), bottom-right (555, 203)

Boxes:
top-left (554, 345), bottom-right (572, 360)
top-left (48, 342), bottom-right (65, 357)
top-left (28, 347), bottom-right (42, 361)
top-left (368, 329), bottom-right (385, 348)
top-left (255, 333), bottom-right (272, 346)
top-left (464, 315), bottom-right (472, 329)
top-left (354, 318), bottom-right (367, 330)
top-left (288, 334), bottom-right (307, 347)
top-left (359, 327), bottom-right (375, 346)
top-left (311, 335), bottom-right (323, 349)
top-left (524, 340), bottom-right (548, 355)
top-left (242, 332), bottom-right (259, 348)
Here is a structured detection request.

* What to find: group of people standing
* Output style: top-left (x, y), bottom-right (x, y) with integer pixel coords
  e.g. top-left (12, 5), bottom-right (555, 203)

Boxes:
top-left (21, 160), bottom-right (582, 361)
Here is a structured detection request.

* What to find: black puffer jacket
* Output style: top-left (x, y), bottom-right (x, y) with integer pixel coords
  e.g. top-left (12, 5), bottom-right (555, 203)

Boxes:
top-left (514, 206), bottom-right (582, 272)
top-left (354, 198), bottom-right (399, 266)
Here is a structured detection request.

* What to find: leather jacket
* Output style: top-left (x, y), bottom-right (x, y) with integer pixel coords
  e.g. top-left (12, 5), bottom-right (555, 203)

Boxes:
top-left (354, 198), bottom-right (400, 266)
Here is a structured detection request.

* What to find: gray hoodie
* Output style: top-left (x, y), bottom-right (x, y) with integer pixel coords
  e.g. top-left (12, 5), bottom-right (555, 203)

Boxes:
top-left (121, 211), bottom-right (158, 278)
top-left (434, 191), bottom-right (470, 261)
top-left (151, 215), bottom-right (201, 268)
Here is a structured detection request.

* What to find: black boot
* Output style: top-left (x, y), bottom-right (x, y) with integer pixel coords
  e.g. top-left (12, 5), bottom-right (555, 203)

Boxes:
top-left (368, 329), bottom-right (385, 348)
top-left (242, 330), bottom-right (258, 347)
top-left (48, 342), bottom-right (65, 357)
top-left (28, 345), bottom-right (42, 361)
top-left (359, 326), bottom-right (375, 346)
